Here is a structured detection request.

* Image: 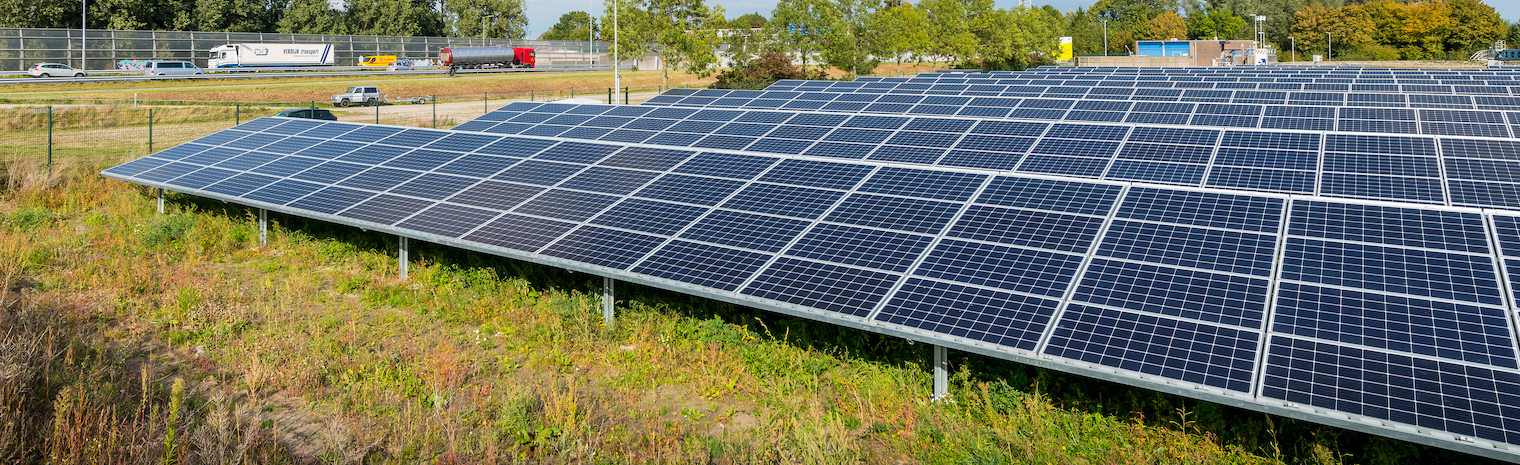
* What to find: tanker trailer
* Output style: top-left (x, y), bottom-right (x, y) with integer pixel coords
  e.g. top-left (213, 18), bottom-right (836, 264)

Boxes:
top-left (439, 47), bottom-right (536, 74)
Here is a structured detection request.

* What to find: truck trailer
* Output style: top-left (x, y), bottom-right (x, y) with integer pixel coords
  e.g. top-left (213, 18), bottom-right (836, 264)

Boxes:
top-left (208, 44), bottom-right (336, 68)
top-left (438, 47), bottom-right (535, 74)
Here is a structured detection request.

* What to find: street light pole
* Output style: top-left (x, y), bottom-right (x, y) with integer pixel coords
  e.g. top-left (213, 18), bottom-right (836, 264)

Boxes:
top-left (1290, 36), bottom-right (1295, 62)
top-left (1101, 19), bottom-right (1108, 55)
top-left (1327, 32), bottom-right (1331, 61)
top-left (482, 14), bottom-right (498, 40)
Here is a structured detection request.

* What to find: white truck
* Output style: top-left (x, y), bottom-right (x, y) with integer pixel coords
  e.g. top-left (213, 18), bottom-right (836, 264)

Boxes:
top-left (331, 85), bottom-right (385, 107)
top-left (207, 44), bottom-right (336, 69)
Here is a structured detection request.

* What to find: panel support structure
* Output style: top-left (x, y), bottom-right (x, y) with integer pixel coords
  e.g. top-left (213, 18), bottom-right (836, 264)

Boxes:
top-left (602, 277), bottom-right (615, 328)
top-left (932, 345), bottom-right (949, 403)
top-left (156, 188), bottom-right (164, 214)
top-left (258, 208), bottom-right (268, 246)
top-left (398, 236), bottom-right (409, 280)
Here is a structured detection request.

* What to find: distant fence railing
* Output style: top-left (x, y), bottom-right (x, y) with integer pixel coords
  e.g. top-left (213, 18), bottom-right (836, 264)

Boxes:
top-left (0, 27), bottom-right (618, 72)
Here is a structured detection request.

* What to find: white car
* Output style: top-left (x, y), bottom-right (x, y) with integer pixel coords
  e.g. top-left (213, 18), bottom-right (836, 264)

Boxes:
top-left (28, 63), bottom-right (86, 78)
top-left (143, 61), bottom-right (205, 76)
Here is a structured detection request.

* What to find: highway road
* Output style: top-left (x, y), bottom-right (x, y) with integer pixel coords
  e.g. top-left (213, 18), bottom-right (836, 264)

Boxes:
top-left (0, 65), bottom-right (617, 86)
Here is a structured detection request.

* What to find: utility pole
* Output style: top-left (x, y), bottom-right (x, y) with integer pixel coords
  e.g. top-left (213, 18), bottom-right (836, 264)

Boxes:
top-left (1327, 32), bottom-right (1331, 61)
top-left (1290, 36), bottom-right (1295, 62)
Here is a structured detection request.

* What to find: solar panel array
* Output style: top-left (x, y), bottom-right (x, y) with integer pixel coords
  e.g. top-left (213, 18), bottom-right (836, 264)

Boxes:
top-left (891, 69), bottom-right (1520, 95)
top-left (104, 68), bottom-right (1520, 461)
top-left (753, 79), bottom-right (1520, 108)
top-left (643, 88), bottom-right (1519, 138)
top-left (449, 101), bottom-right (1520, 209)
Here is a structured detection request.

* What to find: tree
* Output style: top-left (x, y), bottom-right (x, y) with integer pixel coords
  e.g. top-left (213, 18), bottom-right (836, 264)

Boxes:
top-left (1368, 0), bottom-right (1451, 59)
top-left (710, 51), bottom-right (825, 89)
top-left (1511, 21), bottom-right (1520, 47)
top-left (541, 11), bottom-right (597, 40)
top-left (818, 0), bottom-right (882, 77)
top-left (1186, 9), bottom-right (1246, 40)
top-left (445, 0), bottom-right (527, 38)
top-left (1143, 11), bottom-right (1186, 39)
top-left (767, 0), bottom-right (837, 71)
top-left (728, 12), bottom-right (766, 29)
top-left (1443, 0), bottom-right (1505, 55)
top-left (1064, 7), bottom-right (1106, 56)
top-left (277, 0), bottom-right (342, 34)
top-left (193, 0), bottom-right (286, 32)
top-left (0, 0), bottom-right (77, 28)
top-left (1089, 0), bottom-right (1180, 52)
top-left (869, 3), bottom-right (929, 72)
top-left (615, 0), bottom-right (724, 87)
top-left (1291, 2), bottom-right (1375, 59)
top-left (976, 6), bottom-right (1063, 70)
top-left (916, 0), bottom-right (994, 65)
top-left (343, 0), bottom-right (445, 36)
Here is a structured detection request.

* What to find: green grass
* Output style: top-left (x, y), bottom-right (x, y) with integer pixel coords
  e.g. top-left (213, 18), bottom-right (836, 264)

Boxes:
top-left (0, 114), bottom-right (1505, 464)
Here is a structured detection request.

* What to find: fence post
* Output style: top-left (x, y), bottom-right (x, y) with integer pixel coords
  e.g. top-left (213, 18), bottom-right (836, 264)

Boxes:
top-left (569, 87), bottom-right (574, 98)
top-left (46, 106), bottom-right (53, 171)
top-left (607, 87), bottom-right (612, 104)
top-left (483, 92), bottom-right (487, 113)
top-left (624, 87), bottom-right (629, 105)
top-left (235, 104), bottom-right (240, 125)
top-left (148, 108), bottom-right (154, 153)
top-left (375, 103), bottom-right (379, 124)
top-left (530, 89), bottom-right (534, 101)
top-left (432, 95), bottom-right (437, 128)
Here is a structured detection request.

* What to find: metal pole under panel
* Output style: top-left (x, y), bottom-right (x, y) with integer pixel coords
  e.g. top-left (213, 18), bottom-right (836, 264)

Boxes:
top-left (156, 188), bottom-right (164, 214)
top-left (603, 276), bottom-right (615, 328)
top-left (933, 345), bottom-right (948, 402)
top-left (258, 208), bottom-right (267, 245)
top-left (398, 236), bottom-right (409, 280)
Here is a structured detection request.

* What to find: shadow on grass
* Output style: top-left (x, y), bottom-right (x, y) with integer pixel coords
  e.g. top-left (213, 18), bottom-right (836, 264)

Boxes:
top-left (167, 191), bottom-right (1504, 465)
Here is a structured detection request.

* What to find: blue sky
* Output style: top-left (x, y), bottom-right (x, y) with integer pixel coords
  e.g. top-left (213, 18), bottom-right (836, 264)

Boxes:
top-left (525, 0), bottom-right (1520, 39)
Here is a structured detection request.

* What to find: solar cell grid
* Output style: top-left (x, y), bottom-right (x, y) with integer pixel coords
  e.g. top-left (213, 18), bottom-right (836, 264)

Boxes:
top-left (1044, 304), bottom-right (1258, 393)
top-left (741, 257), bottom-right (899, 317)
top-left (786, 224), bottom-right (934, 273)
top-left (631, 240), bottom-right (772, 291)
top-left (1273, 283), bottom-right (1517, 368)
top-left (914, 239), bottom-right (1084, 297)
top-left (875, 278), bottom-right (1058, 351)
top-left (1072, 258), bottom-right (1269, 329)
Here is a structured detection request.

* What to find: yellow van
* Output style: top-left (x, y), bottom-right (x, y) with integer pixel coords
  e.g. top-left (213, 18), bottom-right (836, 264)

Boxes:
top-left (358, 55), bottom-right (397, 67)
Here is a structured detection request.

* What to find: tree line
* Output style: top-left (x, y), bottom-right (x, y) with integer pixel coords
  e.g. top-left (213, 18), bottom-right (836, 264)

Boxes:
top-left (4, 0), bottom-right (1518, 75)
top-left (1, 0), bottom-right (528, 39)
top-left (569, 0), bottom-right (1519, 87)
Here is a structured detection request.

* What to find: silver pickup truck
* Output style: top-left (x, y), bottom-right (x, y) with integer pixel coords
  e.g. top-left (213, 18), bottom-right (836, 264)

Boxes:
top-left (331, 85), bottom-right (385, 107)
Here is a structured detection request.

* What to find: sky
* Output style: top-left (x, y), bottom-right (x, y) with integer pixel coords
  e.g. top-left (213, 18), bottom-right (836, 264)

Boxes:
top-left (522, 0), bottom-right (1520, 40)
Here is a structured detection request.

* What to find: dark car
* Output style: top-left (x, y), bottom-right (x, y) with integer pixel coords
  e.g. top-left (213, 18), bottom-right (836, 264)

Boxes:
top-left (275, 108), bottom-right (338, 121)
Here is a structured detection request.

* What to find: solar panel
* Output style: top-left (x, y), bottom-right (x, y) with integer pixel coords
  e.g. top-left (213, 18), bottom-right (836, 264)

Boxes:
top-left (105, 98), bottom-right (1520, 461)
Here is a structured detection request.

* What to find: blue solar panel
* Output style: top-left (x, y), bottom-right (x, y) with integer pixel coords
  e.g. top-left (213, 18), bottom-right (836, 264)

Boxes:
top-left (447, 180), bottom-right (543, 211)
top-left (786, 224), bottom-right (934, 273)
top-left (876, 278), bottom-right (1058, 351)
top-left (1073, 258), bottom-right (1269, 328)
top-left (513, 189), bottom-right (620, 222)
top-left (589, 198), bottom-right (708, 235)
top-left (1274, 283), bottom-right (1517, 368)
top-left (757, 159), bottom-right (875, 190)
top-left (631, 240), bottom-right (772, 291)
top-left (741, 257), bottom-right (899, 317)
top-left (916, 239), bottom-right (1083, 297)
top-left (1044, 303), bottom-right (1258, 393)
top-left (721, 183), bottom-right (845, 219)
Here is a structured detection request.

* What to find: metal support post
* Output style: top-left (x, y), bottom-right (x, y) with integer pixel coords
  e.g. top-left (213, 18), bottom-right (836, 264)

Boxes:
top-left (607, 87), bottom-right (612, 104)
top-left (235, 104), bottom-right (240, 124)
top-left (398, 236), bottom-right (409, 280)
top-left (624, 87), bottom-right (629, 105)
top-left (156, 188), bottom-right (164, 214)
top-left (483, 92), bottom-right (488, 113)
top-left (46, 106), bottom-right (52, 171)
top-left (147, 108), bottom-right (153, 153)
top-left (258, 208), bottom-right (267, 245)
top-left (932, 345), bottom-right (949, 402)
top-left (602, 277), bottom-right (615, 328)
top-left (374, 103), bottom-right (379, 124)
top-left (431, 95), bottom-right (436, 128)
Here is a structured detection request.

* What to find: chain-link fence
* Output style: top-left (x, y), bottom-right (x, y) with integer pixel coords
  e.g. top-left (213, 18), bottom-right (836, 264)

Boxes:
top-left (1, 84), bottom-right (685, 181)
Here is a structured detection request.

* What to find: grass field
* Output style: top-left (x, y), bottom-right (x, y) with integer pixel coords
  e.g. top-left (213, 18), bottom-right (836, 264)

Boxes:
top-left (0, 75), bottom-right (1504, 464)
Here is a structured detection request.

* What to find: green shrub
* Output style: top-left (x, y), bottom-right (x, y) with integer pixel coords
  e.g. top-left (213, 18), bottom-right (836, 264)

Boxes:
top-left (139, 214), bottom-right (197, 246)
